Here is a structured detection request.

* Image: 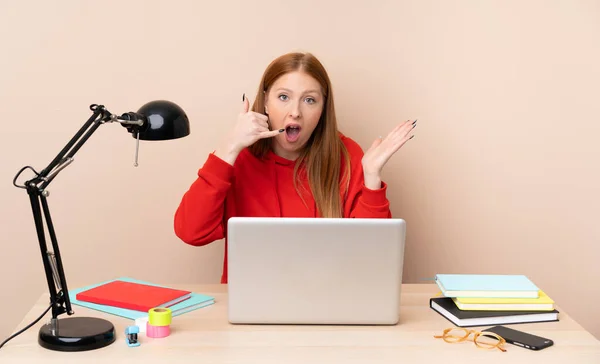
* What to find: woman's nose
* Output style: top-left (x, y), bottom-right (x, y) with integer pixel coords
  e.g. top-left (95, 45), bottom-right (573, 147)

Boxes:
top-left (289, 102), bottom-right (301, 118)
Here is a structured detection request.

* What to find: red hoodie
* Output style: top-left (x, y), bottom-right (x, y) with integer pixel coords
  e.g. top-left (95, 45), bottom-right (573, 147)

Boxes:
top-left (174, 134), bottom-right (392, 283)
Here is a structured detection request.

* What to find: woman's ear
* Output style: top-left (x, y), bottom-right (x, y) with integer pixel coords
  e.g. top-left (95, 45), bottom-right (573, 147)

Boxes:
top-left (263, 91), bottom-right (269, 115)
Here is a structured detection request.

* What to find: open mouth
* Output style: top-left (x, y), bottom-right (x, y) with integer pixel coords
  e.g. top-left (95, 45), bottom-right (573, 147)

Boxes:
top-left (285, 125), bottom-right (301, 142)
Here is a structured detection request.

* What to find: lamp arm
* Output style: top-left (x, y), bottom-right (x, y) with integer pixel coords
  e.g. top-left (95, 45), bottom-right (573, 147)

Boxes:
top-left (37, 105), bottom-right (108, 184)
top-left (14, 104), bottom-right (144, 321)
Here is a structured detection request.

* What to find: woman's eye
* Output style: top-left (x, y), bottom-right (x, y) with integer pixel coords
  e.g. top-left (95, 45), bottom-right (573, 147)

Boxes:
top-left (278, 94), bottom-right (288, 101)
top-left (305, 97), bottom-right (316, 104)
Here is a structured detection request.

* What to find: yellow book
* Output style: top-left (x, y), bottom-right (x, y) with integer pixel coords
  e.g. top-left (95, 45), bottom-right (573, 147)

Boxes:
top-left (452, 290), bottom-right (555, 311)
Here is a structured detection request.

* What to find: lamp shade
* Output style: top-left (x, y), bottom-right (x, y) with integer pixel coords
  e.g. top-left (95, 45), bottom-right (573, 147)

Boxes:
top-left (135, 100), bottom-right (190, 140)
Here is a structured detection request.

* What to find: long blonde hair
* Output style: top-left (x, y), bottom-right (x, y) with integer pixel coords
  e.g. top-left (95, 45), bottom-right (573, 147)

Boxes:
top-left (248, 52), bottom-right (351, 217)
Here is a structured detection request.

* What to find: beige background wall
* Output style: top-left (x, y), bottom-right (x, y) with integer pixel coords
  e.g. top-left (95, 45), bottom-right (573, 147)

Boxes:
top-left (1, 0), bottom-right (599, 342)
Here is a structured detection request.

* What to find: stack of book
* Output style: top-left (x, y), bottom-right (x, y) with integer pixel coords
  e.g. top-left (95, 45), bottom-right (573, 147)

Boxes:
top-left (69, 277), bottom-right (215, 321)
top-left (429, 274), bottom-right (559, 327)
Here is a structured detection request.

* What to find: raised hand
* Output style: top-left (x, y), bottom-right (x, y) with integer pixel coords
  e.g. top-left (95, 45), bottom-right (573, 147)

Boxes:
top-left (361, 119), bottom-right (416, 189)
top-left (215, 94), bottom-right (284, 165)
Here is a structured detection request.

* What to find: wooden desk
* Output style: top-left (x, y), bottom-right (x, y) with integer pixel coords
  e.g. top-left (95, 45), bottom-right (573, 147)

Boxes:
top-left (1, 284), bottom-right (599, 363)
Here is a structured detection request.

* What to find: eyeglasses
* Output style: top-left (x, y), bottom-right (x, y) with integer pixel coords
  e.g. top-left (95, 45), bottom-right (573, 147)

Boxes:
top-left (434, 327), bottom-right (507, 352)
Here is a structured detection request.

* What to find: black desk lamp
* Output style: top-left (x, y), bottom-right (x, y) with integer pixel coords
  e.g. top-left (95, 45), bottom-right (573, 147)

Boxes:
top-left (10, 100), bottom-right (190, 352)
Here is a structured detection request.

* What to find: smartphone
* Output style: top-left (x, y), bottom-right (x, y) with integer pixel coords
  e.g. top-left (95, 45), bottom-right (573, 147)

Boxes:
top-left (483, 325), bottom-right (554, 351)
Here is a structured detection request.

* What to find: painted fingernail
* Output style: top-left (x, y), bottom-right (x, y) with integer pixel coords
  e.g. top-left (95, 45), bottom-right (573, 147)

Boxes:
top-left (279, 128), bottom-right (285, 132)
top-left (242, 93), bottom-right (245, 101)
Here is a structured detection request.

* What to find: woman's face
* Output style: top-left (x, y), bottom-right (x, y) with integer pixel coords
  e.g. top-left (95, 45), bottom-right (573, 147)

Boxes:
top-left (264, 71), bottom-right (324, 160)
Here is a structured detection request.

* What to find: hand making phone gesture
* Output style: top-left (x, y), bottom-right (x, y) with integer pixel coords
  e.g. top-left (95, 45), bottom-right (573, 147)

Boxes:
top-left (215, 94), bottom-right (283, 165)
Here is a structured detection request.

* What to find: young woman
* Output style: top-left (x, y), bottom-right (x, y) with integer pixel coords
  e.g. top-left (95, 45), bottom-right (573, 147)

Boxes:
top-left (174, 52), bottom-right (416, 283)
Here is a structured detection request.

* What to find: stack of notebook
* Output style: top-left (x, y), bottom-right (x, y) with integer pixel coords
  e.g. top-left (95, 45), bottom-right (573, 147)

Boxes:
top-left (69, 277), bottom-right (215, 320)
top-left (429, 274), bottom-right (559, 327)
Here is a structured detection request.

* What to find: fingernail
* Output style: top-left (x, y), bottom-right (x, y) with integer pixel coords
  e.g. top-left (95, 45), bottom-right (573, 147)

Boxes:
top-left (242, 93), bottom-right (245, 101)
top-left (279, 128), bottom-right (285, 132)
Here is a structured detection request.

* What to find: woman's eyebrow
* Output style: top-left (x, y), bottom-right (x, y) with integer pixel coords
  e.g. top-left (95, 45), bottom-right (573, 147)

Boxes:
top-left (275, 87), bottom-right (321, 94)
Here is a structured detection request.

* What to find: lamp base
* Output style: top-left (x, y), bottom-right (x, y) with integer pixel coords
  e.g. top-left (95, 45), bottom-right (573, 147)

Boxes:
top-left (38, 317), bottom-right (116, 352)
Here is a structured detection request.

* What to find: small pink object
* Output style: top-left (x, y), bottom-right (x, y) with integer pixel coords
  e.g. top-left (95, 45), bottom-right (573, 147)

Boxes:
top-left (146, 322), bottom-right (170, 338)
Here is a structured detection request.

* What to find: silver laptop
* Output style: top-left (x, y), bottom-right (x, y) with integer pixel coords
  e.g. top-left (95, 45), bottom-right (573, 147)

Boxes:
top-left (226, 217), bottom-right (406, 325)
